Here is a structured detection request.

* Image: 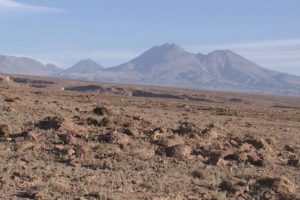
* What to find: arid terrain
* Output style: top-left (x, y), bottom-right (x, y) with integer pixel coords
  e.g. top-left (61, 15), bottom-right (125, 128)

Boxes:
top-left (0, 74), bottom-right (299, 200)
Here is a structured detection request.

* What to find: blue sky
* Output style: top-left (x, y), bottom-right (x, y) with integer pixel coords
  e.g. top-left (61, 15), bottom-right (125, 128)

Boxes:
top-left (0, 0), bottom-right (300, 75)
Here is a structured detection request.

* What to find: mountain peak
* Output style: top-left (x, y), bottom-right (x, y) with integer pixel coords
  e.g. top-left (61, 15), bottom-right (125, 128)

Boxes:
top-left (46, 63), bottom-right (59, 68)
top-left (45, 63), bottom-right (63, 74)
top-left (64, 59), bottom-right (104, 74)
top-left (152, 43), bottom-right (186, 54)
top-left (208, 49), bottom-right (236, 56)
top-left (160, 42), bottom-right (181, 48)
top-left (138, 43), bottom-right (189, 60)
top-left (75, 59), bottom-right (102, 66)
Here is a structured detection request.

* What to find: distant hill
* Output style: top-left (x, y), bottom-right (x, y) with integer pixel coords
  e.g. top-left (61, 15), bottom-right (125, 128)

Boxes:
top-left (1, 43), bottom-right (300, 96)
top-left (46, 63), bottom-right (64, 75)
top-left (62, 59), bottom-right (104, 75)
top-left (89, 43), bottom-right (300, 95)
top-left (0, 54), bottom-right (60, 76)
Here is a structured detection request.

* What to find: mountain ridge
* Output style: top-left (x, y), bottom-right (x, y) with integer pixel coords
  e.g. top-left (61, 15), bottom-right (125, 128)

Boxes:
top-left (1, 43), bottom-right (300, 96)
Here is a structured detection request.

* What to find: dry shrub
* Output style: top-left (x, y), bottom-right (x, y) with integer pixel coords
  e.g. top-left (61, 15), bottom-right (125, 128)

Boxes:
top-left (93, 106), bottom-right (111, 116)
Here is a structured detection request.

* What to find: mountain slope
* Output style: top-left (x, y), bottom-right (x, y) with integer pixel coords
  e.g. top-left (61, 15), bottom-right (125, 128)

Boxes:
top-left (63, 59), bottom-right (104, 75)
top-left (1, 44), bottom-right (300, 96)
top-left (46, 64), bottom-right (63, 74)
top-left (0, 54), bottom-right (58, 76)
top-left (103, 43), bottom-right (300, 95)
top-left (109, 43), bottom-right (212, 83)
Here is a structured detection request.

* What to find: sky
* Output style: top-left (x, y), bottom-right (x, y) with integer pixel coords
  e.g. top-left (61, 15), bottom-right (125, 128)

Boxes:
top-left (0, 0), bottom-right (300, 75)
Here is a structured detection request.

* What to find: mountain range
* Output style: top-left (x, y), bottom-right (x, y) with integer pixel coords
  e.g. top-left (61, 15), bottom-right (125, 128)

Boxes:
top-left (1, 43), bottom-right (300, 96)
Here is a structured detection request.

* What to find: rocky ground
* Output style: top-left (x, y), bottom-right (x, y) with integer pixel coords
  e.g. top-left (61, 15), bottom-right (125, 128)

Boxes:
top-left (0, 75), bottom-right (299, 200)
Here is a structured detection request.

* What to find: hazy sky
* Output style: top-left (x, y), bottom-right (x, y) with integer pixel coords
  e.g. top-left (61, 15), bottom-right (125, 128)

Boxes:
top-left (0, 0), bottom-right (300, 75)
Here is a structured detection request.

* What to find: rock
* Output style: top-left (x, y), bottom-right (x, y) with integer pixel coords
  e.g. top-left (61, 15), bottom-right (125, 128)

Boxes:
top-left (86, 117), bottom-right (99, 126)
top-left (206, 152), bottom-right (228, 166)
top-left (230, 139), bottom-right (238, 146)
top-left (239, 143), bottom-right (254, 152)
top-left (4, 97), bottom-right (16, 103)
top-left (287, 155), bottom-right (299, 167)
top-left (73, 144), bottom-right (88, 157)
top-left (173, 122), bottom-right (200, 135)
top-left (98, 131), bottom-right (129, 147)
top-left (288, 158), bottom-right (299, 167)
top-left (244, 138), bottom-right (271, 151)
top-left (99, 116), bottom-right (115, 128)
top-left (102, 160), bottom-right (113, 170)
top-left (247, 153), bottom-right (265, 167)
top-left (123, 127), bottom-right (139, 137)
top-left (93, 106), bottom-right (111, 116)
top-left (59, 133), bottom-right (77, 145)
top-left (67, 148), bottom-right (76, 156)
top-left (155, 138), bottom-right (181, 148)
top-left (219, 178), bottom-right (242, 193)
top-left (285, 145), bottom-right (295, 152)
top-left (36, 116), bottom-right (63, 130)
top-left (17, 142), bottom-right (35, 152)
top-left (165, 144), bottom-right (192, 159)
top-left (255, 176), bottom-right (295, 194)
top-left (0, 124), bottom-right (11, 137)
top-left (24, 131), bottom-right (40, 142)
top-left (59, 118), bottom-right (87, 132)
top-left (200, 128), bottom-right (218, 139)
top-left (0, 75), bottom-right (11, 82)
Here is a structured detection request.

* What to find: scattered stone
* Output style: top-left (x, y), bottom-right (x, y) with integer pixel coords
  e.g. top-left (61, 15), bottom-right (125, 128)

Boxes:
top-left (230, 139), bottom-right (238, 147)
top-left (206, 152), bottom-right (228, 166)
top-left (191, 169), bottom-right (205, 179)
top-left (24, 131), bottom-right (40, 142)
top-left (219, 178), bottom-right (248, 194)
top-left (102, 160), bottom-right (113, 170)
top-left (200, 128), bottom-right (218, 139)
top-left (165, 144), bottom-right (192, 159)
top-left (59, 133), bottom-right (77, 145)
top-left (73, 144), bottom-right (88, 157)
top-left (0, 124), bottom-right (11, 137)
top-left (59, 118), bottom-right (87, 132)
top-left (255, 176), bottom-right (295, 194)
top-left (17, 142), bottom-right (35, 152)
top-left (98, 131), bottom-right (129, 147)
top-left (99, 116), bottom-right (114, 128)
top-left (173, 122), bottom-right (199, 135)
top-left (244, 138), bottom-right (271, 150)
top-left (86, 117), bottom-right (99, 126)
top-left (223, 152), bottom-right (239, 161)
top-left (219, 179), bottom-right (239, 193)
top-left (155, 138), bottom-right (181, 148)
top-left (93, 106), bottom-right (111, 116)
top-left (247, 154), bottom-right (265, 167)
top-left (123, 127), bottom-right (139, 137)
top-left (36, 116), bottom-right (63, 130)
top-left (67, 148), bottom-right (76, 156)
top-left (287, 155), bottom-right (299, 167)
top-left (239, 143), bottom-right (254, 152)
top-left (4, 97), bottom-right (16, 103)
top-left (285, 145), bottom-right (295, 152)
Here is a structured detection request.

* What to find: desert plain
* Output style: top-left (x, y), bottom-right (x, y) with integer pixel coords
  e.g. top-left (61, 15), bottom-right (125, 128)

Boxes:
top-left (0, 75), bottom-right (299, 200)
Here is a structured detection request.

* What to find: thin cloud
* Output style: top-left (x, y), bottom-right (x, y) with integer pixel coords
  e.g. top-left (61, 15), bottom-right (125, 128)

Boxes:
top-left (0, 0), bottom-right (65, 14)
top-left (196, 39), bottom-right (300, 51)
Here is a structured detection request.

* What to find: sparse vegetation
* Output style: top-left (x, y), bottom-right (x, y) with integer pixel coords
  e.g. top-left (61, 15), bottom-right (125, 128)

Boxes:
top-left (0, 76), bottom-right (299, 199)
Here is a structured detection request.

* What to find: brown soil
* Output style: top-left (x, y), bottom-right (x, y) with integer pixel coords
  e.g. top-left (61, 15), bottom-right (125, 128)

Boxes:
top-left (0, 75), bottom-right (299, 199)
